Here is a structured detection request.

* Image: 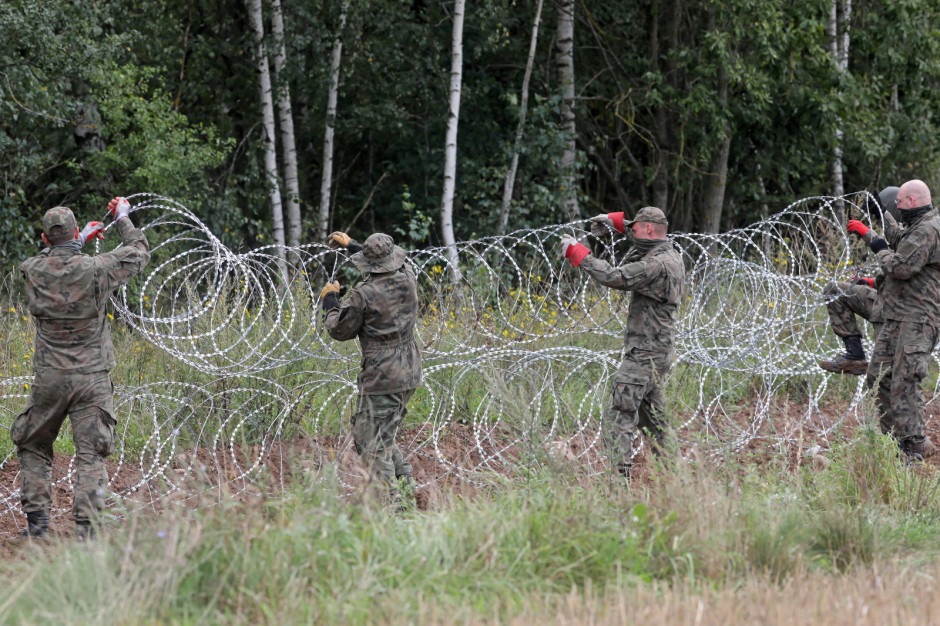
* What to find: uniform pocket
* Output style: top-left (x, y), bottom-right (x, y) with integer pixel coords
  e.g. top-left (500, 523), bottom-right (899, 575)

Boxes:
top-left (95, 408), bottom-right (117, 456)
top-left (9, 406), bottom-right (34, 446)
top-left (73, 406), bottom-right (117, 457)
top-left (611, 373), bottom-right (649, 414)
top-left (901, 343), bottom-right (931, 384)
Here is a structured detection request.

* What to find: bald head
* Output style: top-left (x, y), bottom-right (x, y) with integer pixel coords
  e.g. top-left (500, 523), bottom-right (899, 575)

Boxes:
top-left (897, 179), bottom-right (932, 210)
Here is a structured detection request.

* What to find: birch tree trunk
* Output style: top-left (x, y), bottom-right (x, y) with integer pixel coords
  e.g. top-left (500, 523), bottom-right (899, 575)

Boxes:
top-left (245, 0), bottom-right (287, 280)
top-left (270, 0), bottom-right (301, 248)
top-left (497, 0), bottom-right (544, 236)
top-left (319, 0), bottom-right (350, 241)
top-left (555, 0), bottom-right (579, 222)
top-left (440, 0), bottom-right (465, 281)
top-left (828, 0), bottom-right (851, 202)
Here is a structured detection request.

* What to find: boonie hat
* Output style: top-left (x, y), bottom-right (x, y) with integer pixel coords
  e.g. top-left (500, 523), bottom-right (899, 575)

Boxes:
top-left (625, 206), bottom-right (668, 227)
top-left (351, 233), bottom-right (407, 274)
top-left (42, 207), bottom-right (78, 241)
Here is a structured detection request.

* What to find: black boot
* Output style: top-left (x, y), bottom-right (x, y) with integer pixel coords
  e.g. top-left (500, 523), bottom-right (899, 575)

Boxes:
top-left (18, 511), bottom-right (49, 540)
top-left (615, 462), bottom-right (631, 481)
top-left (75, 520), bottom-right (95, 542)
top-left (819, 335), bottom-right (868, 375)
top-left (902, 439), bottom-right (926, 465)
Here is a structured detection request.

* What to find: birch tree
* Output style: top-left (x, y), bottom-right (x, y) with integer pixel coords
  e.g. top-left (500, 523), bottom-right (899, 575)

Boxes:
top-left (440, 0), bottom-right (465, 280)
top-left (555, 0), bottom-right (579, 222)
top-left (828, 0), bottom-right (851, 202)
top-left (245, 0), bottom-right (287, 279)
top-left (497, 0), bottom-right (544, 237)
top-left (270, 0), bottom-right (301, 247)
top-left (318, 0), bottom-right (350, 241)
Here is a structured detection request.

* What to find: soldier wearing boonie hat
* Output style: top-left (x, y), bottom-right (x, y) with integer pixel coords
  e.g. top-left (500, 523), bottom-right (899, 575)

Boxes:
top-left (12, 197), bottom-right (150, 540)
top-left (562, 206), bottom-right (686, 480)
top-left (319, 231), bottom-right (421, 511)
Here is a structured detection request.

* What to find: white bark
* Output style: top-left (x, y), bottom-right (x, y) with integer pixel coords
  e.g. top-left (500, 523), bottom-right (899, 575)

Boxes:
top-left (556, 0), bottom-right (579, 222)
top-left (270, 0), bottom-right (301, 248)
top-left (246, 0), bottom-right (288, 280)
top-left (497, 0), bottom-right (544, 237)
top-left (319, 0), bottom-right (350, 241)
top-left (440, 0), bottom-right (465, 281)
top-left (828, 0), bottom-right (851, 201)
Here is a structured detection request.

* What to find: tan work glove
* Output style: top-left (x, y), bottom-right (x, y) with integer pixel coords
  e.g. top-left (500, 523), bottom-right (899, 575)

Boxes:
top-left (328, 231), bottom-right (351, 249)
top-left (320, 281), bottom-right (341, 300)
top-left (589, 214), bottom-right (614, 237)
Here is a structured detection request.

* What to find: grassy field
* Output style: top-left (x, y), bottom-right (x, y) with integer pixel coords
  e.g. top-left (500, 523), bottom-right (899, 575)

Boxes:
top-left (3, 428), bottom-right (940, 623)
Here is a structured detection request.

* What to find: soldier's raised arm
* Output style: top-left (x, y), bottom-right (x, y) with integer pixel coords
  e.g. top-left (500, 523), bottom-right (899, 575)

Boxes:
top-left (96, 197), bottom-right (151, 293)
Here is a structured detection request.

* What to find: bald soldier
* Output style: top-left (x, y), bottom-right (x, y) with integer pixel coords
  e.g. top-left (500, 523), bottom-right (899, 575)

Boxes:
top-left (847, 180), bottom-right (940, 461)
top-left (562, 207), bottom-right (686, 479)
top-left (320, 232), bottom-right (421, 510)
top-left (13, 198), bottom-right (150, 539)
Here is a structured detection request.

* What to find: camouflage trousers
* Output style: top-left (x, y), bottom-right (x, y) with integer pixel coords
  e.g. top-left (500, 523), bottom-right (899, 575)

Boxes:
top-left (352, 390), bottom-right (415, 501)
top-left (604, 354), bottom-right (670, 474)
top-left (10, 370), bottom-right (116, 522)
top-left (867, 320), bottom-right (940, 444)
top-left (823, 281), bottom-right (882, 339)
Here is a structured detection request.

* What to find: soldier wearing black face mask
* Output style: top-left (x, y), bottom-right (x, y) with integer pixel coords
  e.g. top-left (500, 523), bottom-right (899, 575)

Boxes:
top-left (848, 180), bottom-right (940, 463)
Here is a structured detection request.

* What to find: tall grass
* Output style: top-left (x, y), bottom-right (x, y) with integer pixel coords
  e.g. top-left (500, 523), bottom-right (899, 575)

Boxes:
top-left (4, 437), bottom-right (940, 624)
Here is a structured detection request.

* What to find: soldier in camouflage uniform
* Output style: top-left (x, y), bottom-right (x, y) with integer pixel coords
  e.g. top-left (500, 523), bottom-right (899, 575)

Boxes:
top-left (12, 199), bottom-right (150, 539)
top-left (321, 232), bottom-right (421, 508)
top-left (562, 206), bottom-right (686, 478)
top-left (847, 180), bottom-right (940, 461)
top-left (819, 187), bottom-right (900, 375)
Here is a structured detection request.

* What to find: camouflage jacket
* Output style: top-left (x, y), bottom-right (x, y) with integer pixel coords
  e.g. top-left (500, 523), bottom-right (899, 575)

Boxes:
top-left (580, 240), bottom-right (686, 364)
top-left (20, 218), bottom-right (151, 374)
top-left (874, 208), bottom-right (940, 326)
top-left (324, 266), bottom-right (423, 394)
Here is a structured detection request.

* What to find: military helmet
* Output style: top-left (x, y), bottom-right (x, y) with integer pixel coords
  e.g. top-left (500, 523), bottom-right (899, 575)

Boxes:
top-left (42, 207), bottom-right (78, 244)
top-left (351, 233), bottom-right (407, 274)
top-left (879, 186), bottom-right (900, 221)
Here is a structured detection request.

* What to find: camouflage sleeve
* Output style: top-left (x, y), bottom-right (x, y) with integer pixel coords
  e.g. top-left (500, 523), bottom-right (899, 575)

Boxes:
top-left (96, 217), bottom-right (152, 293)
top-left (324, 287), bottom-right (366, 341)
top-left (882, 212), bottom-right (903, 247)
top-left (875, 225), bottom-right (938, 280)
top-left (579, 255), bottom-right (659, 291)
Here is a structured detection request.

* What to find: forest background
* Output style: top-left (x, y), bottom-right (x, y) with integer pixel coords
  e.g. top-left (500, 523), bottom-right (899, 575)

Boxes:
top-left (2, 0), bottom-right (940, 274)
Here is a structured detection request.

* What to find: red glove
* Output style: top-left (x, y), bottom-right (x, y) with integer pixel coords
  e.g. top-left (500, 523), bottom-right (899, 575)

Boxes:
top-left (847, 219), bottom-right (870, 238)
top-left (855, 277), bottom-right (875, 288)
top-left (79, 221), bottom-right (105, 245)
top-left (561, 237), bottom-right (591, 267)
top-left (608, 212), bottom-right (625, 233)
top-left (108, 197), bottom-right (131, 221)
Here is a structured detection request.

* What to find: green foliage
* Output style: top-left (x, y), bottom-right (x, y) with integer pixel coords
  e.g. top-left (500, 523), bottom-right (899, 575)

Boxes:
top-left (393, 185), bottom-right (433, 245)
top-left (6, 0), bottom-right (940, 269)
top-left (79, 62), bottom-right (234, 202)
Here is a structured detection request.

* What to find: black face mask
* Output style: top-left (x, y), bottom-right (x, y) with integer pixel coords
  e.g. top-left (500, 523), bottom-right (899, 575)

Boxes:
top-left (899, 204), bottom-right (933, 226)
top-left (631, 238), bottom-right (667, 257)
